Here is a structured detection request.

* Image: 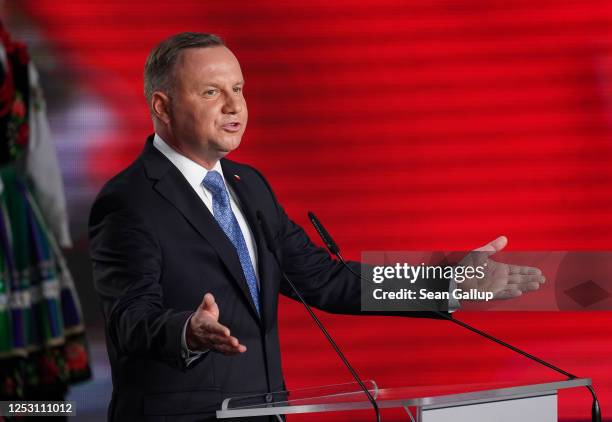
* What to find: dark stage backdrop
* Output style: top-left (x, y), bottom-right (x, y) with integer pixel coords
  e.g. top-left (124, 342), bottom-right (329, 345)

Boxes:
top-left (10, 0), bottom-right (612, 420)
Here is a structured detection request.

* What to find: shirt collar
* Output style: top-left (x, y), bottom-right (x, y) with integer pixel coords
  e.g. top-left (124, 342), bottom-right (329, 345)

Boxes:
top-left (152, 133), bottom-right (226, 190)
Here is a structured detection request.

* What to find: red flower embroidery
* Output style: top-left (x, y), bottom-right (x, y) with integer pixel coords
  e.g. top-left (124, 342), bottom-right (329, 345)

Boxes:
top-left (15, 124), bottom-right (29, 147)
top-left (66, 342), bottom-right (89, 372)
top-left (11, 97), bottom-right (26, 118)
top-left (39, 355), bottom-right (60, 385)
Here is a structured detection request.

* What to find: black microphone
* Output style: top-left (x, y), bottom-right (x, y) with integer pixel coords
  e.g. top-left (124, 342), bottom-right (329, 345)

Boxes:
top-left (308, 211), bottom-right (340, 255)
top-left (256, 211), bottom-right (381, 422)
top-left (307, 211), bottom-right (602, 422)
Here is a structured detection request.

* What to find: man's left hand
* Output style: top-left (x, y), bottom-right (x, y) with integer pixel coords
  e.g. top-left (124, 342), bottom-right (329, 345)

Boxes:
top-left (459, 236), bottom-right (545, 299)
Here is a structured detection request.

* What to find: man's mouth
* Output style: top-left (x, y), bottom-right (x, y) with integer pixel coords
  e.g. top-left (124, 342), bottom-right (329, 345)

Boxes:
top-left (222, 122), bottom-right (241, 132)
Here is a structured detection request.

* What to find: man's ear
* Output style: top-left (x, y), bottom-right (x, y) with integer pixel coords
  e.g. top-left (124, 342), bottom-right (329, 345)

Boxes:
top-left (151, 91), bottom-right (171, 125)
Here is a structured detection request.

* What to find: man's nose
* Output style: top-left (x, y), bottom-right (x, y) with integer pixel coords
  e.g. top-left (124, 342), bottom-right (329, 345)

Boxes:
top-left (222, 94), bottom-right (243, 114)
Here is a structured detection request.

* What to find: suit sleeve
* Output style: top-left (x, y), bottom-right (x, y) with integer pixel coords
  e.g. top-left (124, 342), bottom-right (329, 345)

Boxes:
top-left (89, 195), bottom-right (191, 368)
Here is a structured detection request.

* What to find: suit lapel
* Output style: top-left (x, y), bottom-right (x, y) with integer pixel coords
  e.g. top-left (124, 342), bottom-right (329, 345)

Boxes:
top-left (141, 139), bottom-right (261, 322)
top-left (222, 161), bottom-right (276, 329)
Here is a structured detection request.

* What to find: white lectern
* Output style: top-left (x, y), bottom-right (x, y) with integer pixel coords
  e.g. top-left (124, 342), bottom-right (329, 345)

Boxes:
top-left (217, 378), bottom-right (590, 421)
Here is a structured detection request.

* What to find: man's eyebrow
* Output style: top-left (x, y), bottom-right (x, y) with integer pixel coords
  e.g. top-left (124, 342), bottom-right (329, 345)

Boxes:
top-left (199, 80), bottom-right (244, 87)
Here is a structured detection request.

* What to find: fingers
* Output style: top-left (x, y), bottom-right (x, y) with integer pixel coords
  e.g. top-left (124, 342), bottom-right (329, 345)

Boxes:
top-left (496, 276), bottom-right (543, 300)
top-left (189, 293), bottom-right (246, 355)
top-left (200, 293), bottom-right (220, 319)
top-left (207, 333), bottom-right (247, 355)
top-left (495, 277), bottom-right (544, 299)
top-left (201, 292), bottom-right (215, 309)
top-left (508, 265), bottom-right (542, 276)
top-left (215, 343), bottom-right (247, 355)
top-left (189, 317), bottom-right (247, 355)
top-left (522, 282), bottom-right (542, 291)
top-left (201, 317), bottom-right (230, 338)
top-left (507, 274), bottom-right (546, 285)
top-left (474, 236), bottom-right (508, 257)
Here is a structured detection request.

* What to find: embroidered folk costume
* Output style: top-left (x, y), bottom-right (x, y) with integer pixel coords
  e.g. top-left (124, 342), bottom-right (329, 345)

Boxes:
top-left (0, 22), bottom-right (90, 402)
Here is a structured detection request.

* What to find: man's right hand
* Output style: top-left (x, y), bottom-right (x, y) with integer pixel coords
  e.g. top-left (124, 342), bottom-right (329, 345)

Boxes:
top-left (186, 293), bottom-right (247, 355)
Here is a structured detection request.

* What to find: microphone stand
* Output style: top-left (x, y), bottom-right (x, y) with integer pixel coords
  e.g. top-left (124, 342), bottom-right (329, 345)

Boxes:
top-left (308, 211), bottom-right (602, 422)
top-left (256, 211), bottom-right (381, 422)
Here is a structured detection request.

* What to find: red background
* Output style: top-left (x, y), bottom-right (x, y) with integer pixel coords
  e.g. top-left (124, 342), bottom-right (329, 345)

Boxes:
top-left (18, 0), bottom-right (612, 419)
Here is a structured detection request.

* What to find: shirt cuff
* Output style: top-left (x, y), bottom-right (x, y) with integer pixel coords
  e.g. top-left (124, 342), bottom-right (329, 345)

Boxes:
top-left (181, 314), bottom-right (209, 366)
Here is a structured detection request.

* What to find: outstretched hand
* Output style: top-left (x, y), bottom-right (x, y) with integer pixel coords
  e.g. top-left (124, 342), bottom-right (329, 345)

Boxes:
top-left (460, 236), bottom-right (545, 300)
top-left (186, 293), bottom-right (247, 355)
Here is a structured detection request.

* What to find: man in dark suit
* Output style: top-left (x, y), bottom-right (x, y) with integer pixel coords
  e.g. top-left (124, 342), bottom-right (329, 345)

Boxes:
top-left (89, 33), bottom-right (544, 421)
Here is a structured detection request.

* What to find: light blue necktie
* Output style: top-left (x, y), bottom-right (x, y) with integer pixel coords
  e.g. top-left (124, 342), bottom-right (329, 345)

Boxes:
top-left (203, 171), bottom-right (261, 315)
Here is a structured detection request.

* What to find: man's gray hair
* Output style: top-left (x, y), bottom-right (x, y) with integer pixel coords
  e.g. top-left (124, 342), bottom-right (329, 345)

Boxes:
top-left (144, 32), bottom-right (224, 108)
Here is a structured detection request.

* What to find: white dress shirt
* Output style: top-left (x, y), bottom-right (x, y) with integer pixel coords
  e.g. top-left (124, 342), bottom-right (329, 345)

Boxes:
top-left (153, 134), bottom-right (259, 274)
top-left (152, 133), bottom-right (259, 363)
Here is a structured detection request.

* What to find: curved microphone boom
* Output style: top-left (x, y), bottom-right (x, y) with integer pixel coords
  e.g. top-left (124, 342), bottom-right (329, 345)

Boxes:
top-left (256, 211), bottom-right (381, 422)
top-left (307, 211), bottom-right (602, 422)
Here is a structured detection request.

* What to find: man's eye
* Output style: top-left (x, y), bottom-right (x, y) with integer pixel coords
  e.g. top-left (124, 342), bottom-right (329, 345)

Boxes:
top-left (233, 87), bottom-right (243, 93)
top-left (204, 89), bottom-right (218, 97)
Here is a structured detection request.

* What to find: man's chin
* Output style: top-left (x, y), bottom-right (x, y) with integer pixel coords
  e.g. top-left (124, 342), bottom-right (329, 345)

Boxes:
top-left (216, 138), bottom-right (242, 155)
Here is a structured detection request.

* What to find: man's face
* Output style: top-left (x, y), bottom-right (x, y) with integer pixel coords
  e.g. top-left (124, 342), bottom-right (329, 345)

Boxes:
top-left (166, 46), bottom-right (247, 164)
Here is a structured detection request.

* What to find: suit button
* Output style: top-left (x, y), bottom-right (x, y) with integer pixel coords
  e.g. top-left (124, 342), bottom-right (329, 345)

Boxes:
top-left (265, 393), bottom-right (273, 403)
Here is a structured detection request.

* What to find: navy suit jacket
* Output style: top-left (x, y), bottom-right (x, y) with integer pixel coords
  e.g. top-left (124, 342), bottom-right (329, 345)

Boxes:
top-left (89, 136), bottom-right (444, 421)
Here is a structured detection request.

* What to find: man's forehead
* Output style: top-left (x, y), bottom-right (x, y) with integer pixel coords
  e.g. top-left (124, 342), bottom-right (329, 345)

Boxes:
top-left (175, 46), bottom-right (243, 83)
top-left (178, 46), bottom-right (240, 69)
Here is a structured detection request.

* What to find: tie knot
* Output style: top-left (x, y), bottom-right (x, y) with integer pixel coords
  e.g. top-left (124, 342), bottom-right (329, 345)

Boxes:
top-left (203, 171), bottom-right (228, 199)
